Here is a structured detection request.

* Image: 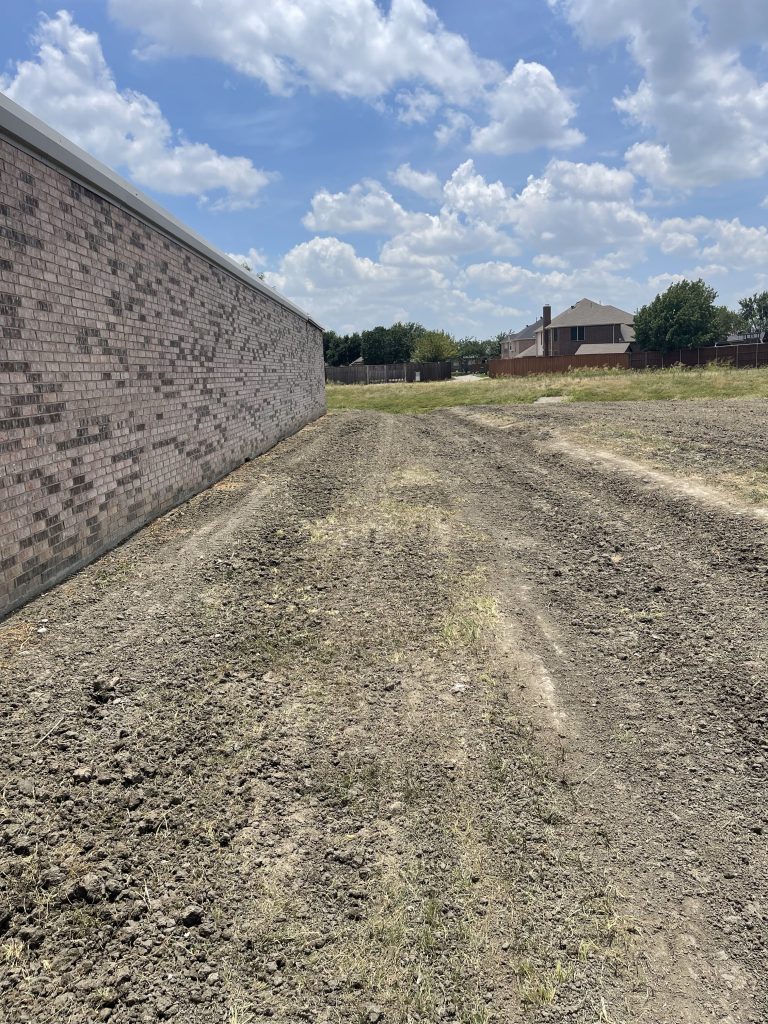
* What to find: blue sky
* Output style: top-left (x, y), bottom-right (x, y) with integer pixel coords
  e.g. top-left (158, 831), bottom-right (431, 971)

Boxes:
top-left (3, 1), bottom-right (768, 336)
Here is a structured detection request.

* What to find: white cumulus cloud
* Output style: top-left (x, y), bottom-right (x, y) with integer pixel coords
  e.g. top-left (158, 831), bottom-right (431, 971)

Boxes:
top-left (109, 0), bottom-right (583, 156)
top-left (302, 180), bottom-right (415, 234)
top-left (509, 160), bottom-right (652, 255)
top-left (470, 61), bottom-right (584, 155)
top-left (109, 0), bottom-right (501, 105)
top-left (389, 164), bottom-right (443, 200)
top-left (1, 11), bottom-right (273, 210)
top-left (395, 88), bottom-right (442, 125)
top-left (441, 160), bottom-right (514, 225)
top-left (552, 0), bottom-right (768, 188)
top-left (264, 235), bottom-right (520, 335)
top-left (698, 0), bottom-right (768, 49)
top-left (226, 247), bottom-right (268, 270)
top-left (435, 109), bottom-right (473, 147)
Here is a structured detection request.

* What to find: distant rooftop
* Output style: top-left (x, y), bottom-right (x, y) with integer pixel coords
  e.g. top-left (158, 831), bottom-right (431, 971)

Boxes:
top-left (505, 316), bottom-right (544, 341)
top-left (550, 298), bottom-right (634, 329)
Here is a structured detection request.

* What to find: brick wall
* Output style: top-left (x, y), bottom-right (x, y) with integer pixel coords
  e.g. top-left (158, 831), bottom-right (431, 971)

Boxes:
top-left (550, 323), bottom-right (624, 356)
top-left (550, 329), bottom-right (578, 357)
top-left (0, 133), bottom-right (325, 618)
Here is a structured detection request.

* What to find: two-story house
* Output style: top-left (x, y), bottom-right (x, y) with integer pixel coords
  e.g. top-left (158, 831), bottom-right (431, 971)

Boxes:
top-left (534, 299), bottom-right (635, 357)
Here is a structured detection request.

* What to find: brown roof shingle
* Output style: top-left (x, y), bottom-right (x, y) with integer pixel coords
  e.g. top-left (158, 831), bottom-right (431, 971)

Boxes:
top-left (550, 298), bottom-right (633, 328)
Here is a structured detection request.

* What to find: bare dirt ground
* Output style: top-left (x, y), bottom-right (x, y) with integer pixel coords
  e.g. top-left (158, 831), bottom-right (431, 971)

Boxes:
top-left (1, 399), bottom-right (766, 1024)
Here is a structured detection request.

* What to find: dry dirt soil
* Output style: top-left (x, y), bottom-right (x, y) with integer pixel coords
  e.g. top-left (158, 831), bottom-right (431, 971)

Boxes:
top-left (1, 399), bottom-right (767, 1024)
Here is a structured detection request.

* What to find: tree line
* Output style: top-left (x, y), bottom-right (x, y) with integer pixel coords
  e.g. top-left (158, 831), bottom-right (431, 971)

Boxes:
top-left (634, 281), bottom-right (768, 351)
top-left (323, 323), bottom-right (506, 366)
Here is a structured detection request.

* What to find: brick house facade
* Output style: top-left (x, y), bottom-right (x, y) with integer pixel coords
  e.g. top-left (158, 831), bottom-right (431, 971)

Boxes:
top-left (537, 299), bottom-right (634, 357)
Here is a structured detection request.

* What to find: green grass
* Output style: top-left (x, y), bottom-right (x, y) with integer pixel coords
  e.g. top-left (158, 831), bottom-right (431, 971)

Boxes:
top-left (325, 364), bottom-right (768, 415)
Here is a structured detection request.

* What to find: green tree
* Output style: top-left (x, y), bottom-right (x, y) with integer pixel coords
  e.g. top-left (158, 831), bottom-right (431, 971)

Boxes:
top-left (456, 334), bottom-right (508, 358)
top-left (322, 330), bottom-right (336, 363)
top-left (360, 326), bottom-right (394, 364)
top-left (361, 322), bottom-right (424, 363)
top-left (738, 291), bottom-right (768, 340)
top-left (411, 329), bottom-right (458, 362)
top-left (634, 279), bottom-right (723, 351)
top-left (456, 336), bottom-right (487, 358)
top-left (714, 306), bottom-right (746, 341)
top-left (487, 332), bottom-right (505, 358)
top-left (323, 331), bottom-right (361, 366)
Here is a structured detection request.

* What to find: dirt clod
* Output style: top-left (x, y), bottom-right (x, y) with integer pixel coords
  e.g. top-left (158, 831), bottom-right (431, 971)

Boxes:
top-left (180, 905), bottom-right (204, 927)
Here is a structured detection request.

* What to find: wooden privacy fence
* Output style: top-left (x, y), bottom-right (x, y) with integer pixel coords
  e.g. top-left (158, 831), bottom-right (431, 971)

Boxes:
top-left (325, 361), bottom-right (452, 384)
top-left (489, 353), bottom-right (629, 376)
top-left (628, 344), bottom-right (768, 369)
top-left (489, 344), bottom-right (768, 378)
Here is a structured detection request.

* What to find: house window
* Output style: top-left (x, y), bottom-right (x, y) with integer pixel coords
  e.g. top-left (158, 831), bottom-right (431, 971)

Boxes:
top-left (570, 326), bottom-right (585, 341)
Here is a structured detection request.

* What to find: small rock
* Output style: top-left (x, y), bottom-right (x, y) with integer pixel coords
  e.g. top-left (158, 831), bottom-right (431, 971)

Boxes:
top-left (40, 867), bottom-right (65, 889)
top-left (181, 905), bottom-right (204, 927)
top-left (156, 995), bottom-right (175, 1018)
top-left (105, 878), bottom-right (123, 900)
top-left (17, 779), bottom-right (34, 797)
top-left (17, 925), bottom-right (45, 949)
top-left (68, 872), bottom-right (103, 903)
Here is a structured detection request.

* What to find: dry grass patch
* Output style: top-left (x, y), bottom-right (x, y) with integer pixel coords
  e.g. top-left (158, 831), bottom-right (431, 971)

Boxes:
top-left (326, 365), bottom-right (768, 414)
top-left (0, 619), bottom-right (36, 670)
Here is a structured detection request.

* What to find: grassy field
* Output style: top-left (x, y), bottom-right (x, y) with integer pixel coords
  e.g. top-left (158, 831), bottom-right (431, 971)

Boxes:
top-left (326, 365), bottom-right (768, 414)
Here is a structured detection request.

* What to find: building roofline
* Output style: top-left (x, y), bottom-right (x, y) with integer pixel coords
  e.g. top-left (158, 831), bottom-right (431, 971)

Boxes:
top-left (505, 316), bottom-right (544, 342)
top-left (0, 92), bottom-right (323, 331)
top-left (549, 298), bottom-right (633, 329)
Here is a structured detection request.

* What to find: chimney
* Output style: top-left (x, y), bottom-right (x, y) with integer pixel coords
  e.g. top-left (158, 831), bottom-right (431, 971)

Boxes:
top-left (542, 304), bottom-right (552, 357)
